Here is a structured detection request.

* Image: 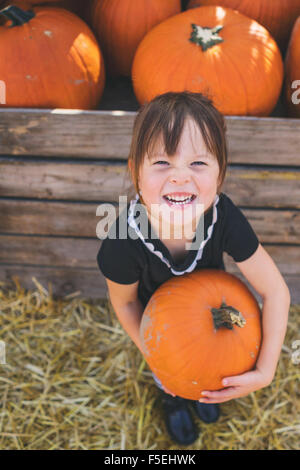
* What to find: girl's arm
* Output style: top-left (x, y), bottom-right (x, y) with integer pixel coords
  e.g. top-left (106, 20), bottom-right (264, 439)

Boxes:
top-left (105, 277), bottom-right (145, 355)
top-left (106, 277), bottom-right (177, 397)
top-left (199, 243), bottom-right (291, 403)
top-left (237, 244), bottom-right (290, 381)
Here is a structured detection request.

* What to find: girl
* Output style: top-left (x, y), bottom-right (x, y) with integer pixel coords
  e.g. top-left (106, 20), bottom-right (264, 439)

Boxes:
top-left (97, 91), bottom-right (290, 446)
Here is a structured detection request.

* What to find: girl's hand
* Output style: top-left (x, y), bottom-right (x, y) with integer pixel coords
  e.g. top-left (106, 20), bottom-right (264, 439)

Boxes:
top-left (198, 368), bottom-right (272, 404)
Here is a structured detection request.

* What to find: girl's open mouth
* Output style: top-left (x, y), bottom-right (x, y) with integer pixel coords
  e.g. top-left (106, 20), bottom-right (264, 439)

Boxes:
top-left (162, 193), bottom-right (197, 207)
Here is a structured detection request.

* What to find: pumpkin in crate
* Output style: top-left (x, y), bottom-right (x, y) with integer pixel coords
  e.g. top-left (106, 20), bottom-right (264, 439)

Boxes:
top-left (0, 5), bottom-right (105, 109)
top-left (132, 6), bottom-right (284, 116)
top-left (0, 1), bottom-right (87, 22)
top-left (285, 16), bottom-right (300, 118)
top-left (27, 1), bottom-right (87, 17)
top-left (140, 269), bottom-right (261, 400)
top-left (187, 0), bottom-right (300, 51)
top-left (88, 0), bottom-right (181, 77)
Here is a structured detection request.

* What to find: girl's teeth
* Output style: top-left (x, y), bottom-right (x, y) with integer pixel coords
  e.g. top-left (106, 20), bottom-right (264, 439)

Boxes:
top-left (164, 195), bottom-right (194, 204)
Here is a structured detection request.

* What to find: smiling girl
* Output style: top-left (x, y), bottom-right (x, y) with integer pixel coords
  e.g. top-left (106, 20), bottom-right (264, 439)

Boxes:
top-left (97, 91), bottom-right (290, 446)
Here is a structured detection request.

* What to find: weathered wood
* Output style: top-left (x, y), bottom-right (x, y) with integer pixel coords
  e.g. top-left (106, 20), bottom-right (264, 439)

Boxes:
top-left (224, 272), bottom-right (300, 305)
top-left (0, 199), bottom-right (104, 237)
top-left (223, 249), bottom-right (300, 276)
top-left (0, 109), bottom-right (300, 165)
top-left (0, 235), bottom-right (100, 268)
top-left (0, 235), bottom-right (298, 274)
top-left (223, 168), bottom-right (300, 208)
top-left (0, 264), bottom-right (106, 299)
top-left (0, 199), bottom-right (299, 244)
top-left (0, 264), bottom-right (298, 303)
top-left (0, 160), bottom-right (299, 207)
top-left (244, 209), bottom-right (300, 244)
top-left (0, 109), bottom-right (135, 159)
top-left (0, 103), bottom-right (299, 303)
top-left (0, 160), bottom-right (132, 201)
top-left (224, 255), bottom-right (300, 304)
top-left (226, 116), bottom-right (300, 166)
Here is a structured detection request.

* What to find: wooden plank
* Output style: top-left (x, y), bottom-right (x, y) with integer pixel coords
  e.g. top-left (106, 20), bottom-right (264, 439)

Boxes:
top-left (0, 109), bottom-right (300, 165)
top-left (0, 199), bottom-right (299, 244)
top-left (223, 272), bottom-right (300, 305)
top-left (0, 109), bottom-right (135, 160)
top-left (0, 264), bottom-right (107, 299)
top-left (0, 199), bottom-right (104, 237)
top-left (226, 116), bottom-right (300, 166)
top-left (223, 167), bottom-right (300, 208)
top-left (224, 247), bottom-right (300, 276)
top-left (0, 235), bottom-right (100, 268)
top-left (244, 209), bottom-right (300, 244)
top-left (224, 255), bottom-right (300, 304)
top-left (0, 264), bottom-right (298, 304)
top-left (0, 159), bottom-right (132, 201)
top-left (0, 234), bottom-right (299, 274)
top-left (0, 159), bottom-right (299, 207)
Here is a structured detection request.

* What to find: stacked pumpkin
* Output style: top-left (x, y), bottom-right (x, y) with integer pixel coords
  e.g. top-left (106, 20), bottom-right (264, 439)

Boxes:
top-left (0, 1), bottom-right (105, 108)
top-left (185, 0), bottom-right (300, 117)
top-left (0, 0), bottom-right (299, 116)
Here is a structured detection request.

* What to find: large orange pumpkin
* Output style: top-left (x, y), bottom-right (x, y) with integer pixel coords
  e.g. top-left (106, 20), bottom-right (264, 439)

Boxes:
top-left (132, 6), bottom-right (284, 116)
top-left (285, 17), bottom-right (300, 118)
top-left (187, 0), bottom-right (300, 50)
top-left (140, 269), bottom-right (261, 400)
top-left (88, 0), bottom-right (181, 77)
top-left (0, 5), bottom-right (105, 109)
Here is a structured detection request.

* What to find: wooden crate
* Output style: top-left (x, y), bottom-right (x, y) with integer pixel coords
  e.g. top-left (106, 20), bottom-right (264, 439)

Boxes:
top-left (0, 78), bottom-right (299, 302)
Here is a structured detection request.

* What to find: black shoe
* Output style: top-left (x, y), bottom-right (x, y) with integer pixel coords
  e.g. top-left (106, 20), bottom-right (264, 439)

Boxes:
top-left (159, 391), bottom-right (199, 446)
top-left (192, 401), bottom-right (220, 423)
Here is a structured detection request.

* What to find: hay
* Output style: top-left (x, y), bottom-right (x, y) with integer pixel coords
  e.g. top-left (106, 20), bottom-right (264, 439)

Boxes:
top-left (0, 278), bottom-right (299, 450)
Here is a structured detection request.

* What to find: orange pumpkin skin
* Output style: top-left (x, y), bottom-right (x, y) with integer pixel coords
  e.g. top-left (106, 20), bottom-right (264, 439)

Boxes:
top-left (27, 1), bottom-right (86, 17)
top-left (0, 1), bottom-right (87, 20)
top-left (132, 6), bottom-right (283, 116)
top-left (285, 17), bottom-right (300, 118)
top-left (140, 270), bottom-right (261, 400)
top-left (0, 6), bottom-right (105, 109)
top-left (187, 0), bottom-right (300, 50)
top-left (89, 0), bottom-right (181, 77)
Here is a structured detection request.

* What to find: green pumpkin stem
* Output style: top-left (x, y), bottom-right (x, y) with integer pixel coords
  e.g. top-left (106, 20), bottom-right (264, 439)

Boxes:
top-left (211, 302), bottom-right (246, 330)
top-left (0, 5), bottom-right (35, 27)
top-left (189, 24), bottom-right (224, 51)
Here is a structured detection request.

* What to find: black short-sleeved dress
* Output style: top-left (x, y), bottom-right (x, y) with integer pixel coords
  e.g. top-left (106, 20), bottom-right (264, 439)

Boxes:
top-left (97, 192), bottom-right (259, 310)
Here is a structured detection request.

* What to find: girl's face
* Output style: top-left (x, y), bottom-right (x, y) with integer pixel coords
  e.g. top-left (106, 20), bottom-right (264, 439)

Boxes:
top-left (138, 118), bottom-right (221, 237)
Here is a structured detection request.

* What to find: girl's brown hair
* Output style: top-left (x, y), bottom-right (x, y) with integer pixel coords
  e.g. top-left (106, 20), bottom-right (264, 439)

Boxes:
top-left (127, 91), bottom-right (228, 198)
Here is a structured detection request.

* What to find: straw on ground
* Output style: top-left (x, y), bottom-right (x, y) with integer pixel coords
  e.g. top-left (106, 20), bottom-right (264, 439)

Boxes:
top-left (0, 277), bottom-right (299, 450)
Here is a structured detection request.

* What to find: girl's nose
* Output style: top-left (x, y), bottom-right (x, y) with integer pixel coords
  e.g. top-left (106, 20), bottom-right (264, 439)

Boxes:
top-left (169, 170), bottom-right (191, 185)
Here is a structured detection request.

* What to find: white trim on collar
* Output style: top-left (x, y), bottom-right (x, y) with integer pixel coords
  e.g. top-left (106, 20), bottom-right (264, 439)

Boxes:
top-left (127, 193), bottom-right (220, 275)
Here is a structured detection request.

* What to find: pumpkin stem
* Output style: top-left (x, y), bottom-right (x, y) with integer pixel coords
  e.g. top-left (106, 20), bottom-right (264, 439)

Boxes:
top-left (211, 302), bottom-right (246, 330)
top-left (189, 24), bottom-right (224, 51)
top-left (0, 5), bottom-right (35, 27)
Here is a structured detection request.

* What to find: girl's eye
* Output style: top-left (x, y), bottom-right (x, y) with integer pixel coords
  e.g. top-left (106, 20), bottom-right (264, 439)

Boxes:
top-left (153, 160), bottom-right (169, 165)
top-left (191, 161), bottom-right (206, 166)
